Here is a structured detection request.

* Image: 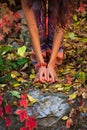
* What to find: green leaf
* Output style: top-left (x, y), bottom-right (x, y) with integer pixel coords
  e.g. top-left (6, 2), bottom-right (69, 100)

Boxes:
top-left (81, 38), bottom-right (87, 43)
top-left (17, 58), bottom-right (27, 66)
top-left (5, 74), bottom-right (12, 80)
top-left (68, 33), bottom-right (76, 39)
top-left (0, 74), bottom-right (11, 83)
top-left (1, 46), bottom-right (14, 55)
top-left (0, 57), bottom-right (3, 66)
top-left (64, 84), bottom-right (72, 91)
top-left (0, 77), bottom-right (6, 84)
top-left (78, 72), bottom-right (86, 84)
top-left (17, 46), bottom-right (26, 57)
top-left (10, 91), bottom-right (20, 98)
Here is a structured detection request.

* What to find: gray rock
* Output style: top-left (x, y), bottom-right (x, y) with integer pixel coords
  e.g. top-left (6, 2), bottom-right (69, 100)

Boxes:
top-left (0, 120), bottom-right (6, 130)
top-left (12, 41), bottom-right (20, 48)
top-left (17, 9), bottom-right (24, 19)
top-left (27, 90), bottom-right (70, 129)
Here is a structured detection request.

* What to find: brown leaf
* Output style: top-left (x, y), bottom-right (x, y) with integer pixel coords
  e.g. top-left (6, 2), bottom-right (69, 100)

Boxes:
top-left (69, 108), bottom-right (76, 118)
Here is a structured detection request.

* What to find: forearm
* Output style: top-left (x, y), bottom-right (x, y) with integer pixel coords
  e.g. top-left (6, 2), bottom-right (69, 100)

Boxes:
top-left (21, 0), bottom-right (44, 63)
top-left (49, 28), bottom-right (64, 66)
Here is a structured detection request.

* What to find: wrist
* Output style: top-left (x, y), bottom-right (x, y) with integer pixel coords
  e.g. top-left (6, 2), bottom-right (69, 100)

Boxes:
top-left (35, 62), bottom-right (47, 70)
top-left (48, 61), bottom-right (56, 68)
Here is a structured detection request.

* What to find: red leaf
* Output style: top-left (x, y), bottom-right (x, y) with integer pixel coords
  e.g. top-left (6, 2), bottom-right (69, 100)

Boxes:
top-left (14, 12), bottom-right (21, 21)
top-left (0, 96), bottom-right (3, 105)
top-left (5, 116), bottom-right (12, 127)
top-left (0, 107), bottom-right (3, 117)
top-left (21, 94), bottom-right (27, 99)
top-left (20, 99), bottom-right (28, 108)
top-left (78, 3), bottom-right (86, 13)
top-left (20, 127), bottom-right (27, 130)
top-left (20, 128), bottom-right (27, 130)
top-left (26, 116), bottom-right (37, 130)
top-left (15, 23), bottom-right (21, 32)
top-left (20, 110), bottom-right (28, 123)
top-left (3, 14), bottom-right (10, 21)
top-left (16, 109), bottom-right (23, 115)
top-left (0, 34), bottom-right (4, 41)
top-left (5, 104), bottom-right (12, 115)
top-left (0, 19), bottom-right (6, 28)
top-left (66, 118), bottom-right (73, 128)
top-left (3, 26), bottom-right (11, 34)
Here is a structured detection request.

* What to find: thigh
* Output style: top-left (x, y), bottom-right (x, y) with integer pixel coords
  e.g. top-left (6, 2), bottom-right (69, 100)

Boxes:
top-left (48, 0), bottom-right (63, 50)
top-left (48, 0), bottom-right (55, 42)
top-left (33, 0), bottom-right (46, 45)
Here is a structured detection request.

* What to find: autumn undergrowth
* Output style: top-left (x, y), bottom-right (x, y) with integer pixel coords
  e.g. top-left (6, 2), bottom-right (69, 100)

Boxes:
top-left (0, 0), bottom-right (87, 130)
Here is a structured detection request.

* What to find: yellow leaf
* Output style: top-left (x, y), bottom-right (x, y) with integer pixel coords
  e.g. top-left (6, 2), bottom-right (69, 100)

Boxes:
top-left (13, 101), bottom-right (17, 105)
top-left (30, 74), bottom-right (36, 79)
top-left (11, 71), bottom-right (20, 78)
top-left (57, 87), bottom-right (64, 91)
top-left (62, 116), bottom-right (69, 120)
top-left (69, 91), bottom-right (78, 100)
top-left (17, 77), bottom-right (27, 83)
top-left (27, 94), bottom-right (39, 105)
top-left (13, 83), bottom-right (21, 87)
top-left (70, 70), bottom-right (76, 75)
top-left (7, 53), bottom-right (16, 60)
top-left (54, 84), bottom-right (62, 88)
top-left (0, 84), bottom-right (7, 87)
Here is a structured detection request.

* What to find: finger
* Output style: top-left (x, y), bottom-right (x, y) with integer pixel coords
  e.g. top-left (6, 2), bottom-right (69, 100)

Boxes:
top-left (40, 72), bottom-right (46, 83)
top-left (55, 78), bottom-right (60, 82)
top-left (47, 74), bottom-right (54, 83)
top-left (34, 77), bottom-right (39, 83)
top-left (34, 72), bottom-right (40, 83)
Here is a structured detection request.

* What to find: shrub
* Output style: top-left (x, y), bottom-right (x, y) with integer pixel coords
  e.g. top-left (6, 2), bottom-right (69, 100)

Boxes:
top-left (0, 3), bottom-right (21, 42)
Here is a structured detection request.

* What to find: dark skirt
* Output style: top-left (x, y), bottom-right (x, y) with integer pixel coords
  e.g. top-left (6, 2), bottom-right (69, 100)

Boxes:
top-left (30, 0), bottom-right (63, 65)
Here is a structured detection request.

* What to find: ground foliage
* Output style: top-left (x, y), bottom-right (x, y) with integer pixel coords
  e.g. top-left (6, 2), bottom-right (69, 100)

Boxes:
top-left (0, 0), bottom-right (87, 130)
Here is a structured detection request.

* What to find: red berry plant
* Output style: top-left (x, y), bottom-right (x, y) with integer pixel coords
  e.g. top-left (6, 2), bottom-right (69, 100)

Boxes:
top-left (0, 3), bottom-right (21, 42)
top-left (0, 92), bottom-right (37, 130)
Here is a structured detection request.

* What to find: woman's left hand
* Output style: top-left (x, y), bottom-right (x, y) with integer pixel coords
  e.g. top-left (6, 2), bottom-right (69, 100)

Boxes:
top-left (46, 64), bottom-right (59, 83)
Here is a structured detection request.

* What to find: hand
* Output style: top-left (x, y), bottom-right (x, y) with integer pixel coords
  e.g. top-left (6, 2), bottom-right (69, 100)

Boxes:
top-left (47, 64), bottom-right (59, 83)
top-left (34, 66), bottom-right (47, 83)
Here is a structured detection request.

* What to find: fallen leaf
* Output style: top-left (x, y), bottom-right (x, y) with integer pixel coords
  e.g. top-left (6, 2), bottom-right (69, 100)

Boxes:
top-left (27, 94), bottom-right (39, 105)
top-left (30, 74), bottom-right (36, 79)
top-left (11, 71), bottom-right (20, 78)
top-left (62, 116), bottom-right (69, 120)
top-left (69, 91), bottom-right (78, 100)
top-left (10, 90), bottom-right (20, 98)
top-left (66, 118), bottom-right (73, 128)
top-left (13, 83), bottom-right (21, 87)
top-left (82, 92), bottom-right (87, 99)
top-left (18, 46), bottom-right (26, 57)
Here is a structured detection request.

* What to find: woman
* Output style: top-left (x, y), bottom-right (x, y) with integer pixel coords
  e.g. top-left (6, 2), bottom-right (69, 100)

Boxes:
top-left (21, 0), bottom-right (76, 83)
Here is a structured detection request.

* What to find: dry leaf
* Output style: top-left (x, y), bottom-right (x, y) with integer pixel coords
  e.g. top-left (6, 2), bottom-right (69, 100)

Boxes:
top-left (66, 118), bottom-right (73, 128)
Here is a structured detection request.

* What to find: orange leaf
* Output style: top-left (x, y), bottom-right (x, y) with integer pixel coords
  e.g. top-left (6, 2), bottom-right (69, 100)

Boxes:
top-left (66, 118), bottom-right (73, 128)
top-left (66, 74), bottom-right (72, 84)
